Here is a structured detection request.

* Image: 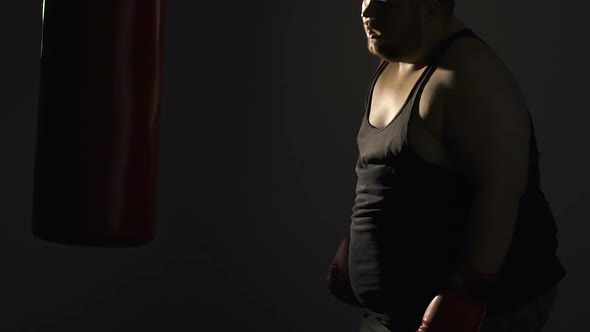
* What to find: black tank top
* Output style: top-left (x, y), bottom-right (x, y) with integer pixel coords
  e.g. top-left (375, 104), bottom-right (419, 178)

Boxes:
top-left (348, 28), bottom-right (567, 330)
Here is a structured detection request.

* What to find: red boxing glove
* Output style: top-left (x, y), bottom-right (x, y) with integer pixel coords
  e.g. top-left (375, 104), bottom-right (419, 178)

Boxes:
top-left (416, 289), bottom-right (486, 332)
top-left (326, 233), bottom-right (363, 307)
top-left (416, 268), bottom-right (497, 332)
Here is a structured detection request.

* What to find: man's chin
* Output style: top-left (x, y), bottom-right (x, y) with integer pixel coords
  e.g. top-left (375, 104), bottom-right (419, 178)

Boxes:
top-left (369, 47), bottom-right (399, 63)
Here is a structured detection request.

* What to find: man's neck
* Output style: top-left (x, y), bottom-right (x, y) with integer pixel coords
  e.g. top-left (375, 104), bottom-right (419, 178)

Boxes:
top-left (395, 17), bottom-right (466, 77)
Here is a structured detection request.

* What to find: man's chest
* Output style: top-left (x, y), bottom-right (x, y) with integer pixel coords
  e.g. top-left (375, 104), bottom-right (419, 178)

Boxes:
top-left (368, 66), bottom-right (454, 170)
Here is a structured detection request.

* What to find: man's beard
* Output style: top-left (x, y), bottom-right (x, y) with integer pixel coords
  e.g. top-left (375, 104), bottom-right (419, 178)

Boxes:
top-left (368, 20), bottom-right (423, 62)
top-left (368, 39), bottom-right (404, 62)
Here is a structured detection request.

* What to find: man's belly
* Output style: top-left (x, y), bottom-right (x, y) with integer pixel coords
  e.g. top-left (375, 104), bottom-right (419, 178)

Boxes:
top-left (348, 218), bottom-right (463, 312)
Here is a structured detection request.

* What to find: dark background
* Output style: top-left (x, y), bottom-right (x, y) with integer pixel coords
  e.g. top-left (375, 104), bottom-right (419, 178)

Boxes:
top-left (1, 0), bottom-right (587, 331)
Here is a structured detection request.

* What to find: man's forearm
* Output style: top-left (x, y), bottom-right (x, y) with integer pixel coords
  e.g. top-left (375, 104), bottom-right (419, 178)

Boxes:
top-left (457, 189), bottom-right (522, 274)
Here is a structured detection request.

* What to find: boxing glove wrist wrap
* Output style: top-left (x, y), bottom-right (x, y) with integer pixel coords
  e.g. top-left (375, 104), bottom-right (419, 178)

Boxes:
top-left (444, 267), bottom-right (498, 304)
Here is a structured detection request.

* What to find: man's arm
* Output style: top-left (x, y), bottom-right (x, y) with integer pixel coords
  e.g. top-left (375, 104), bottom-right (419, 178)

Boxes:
top-left (442, 49), bottom-right (531, 275)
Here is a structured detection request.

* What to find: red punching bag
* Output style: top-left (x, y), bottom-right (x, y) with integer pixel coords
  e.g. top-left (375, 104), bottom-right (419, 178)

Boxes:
top-left (32, 0), bottom-right (168, 247)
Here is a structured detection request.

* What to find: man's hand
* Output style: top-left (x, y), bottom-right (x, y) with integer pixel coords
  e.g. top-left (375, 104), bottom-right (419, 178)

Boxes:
top-left (417, 290), bottom-right (486, 332)
top-left (326, 234), bottom-right (363, 307)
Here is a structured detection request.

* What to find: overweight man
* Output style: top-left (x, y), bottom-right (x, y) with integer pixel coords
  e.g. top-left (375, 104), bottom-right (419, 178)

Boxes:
top-left (326, 1), bottom-right (567, 331)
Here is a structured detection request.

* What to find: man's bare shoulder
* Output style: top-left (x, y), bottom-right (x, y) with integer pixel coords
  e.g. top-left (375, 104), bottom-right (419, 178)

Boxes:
top-left (436, 35), bottom-right (531, 192)
top-left (436, 36), bottom-right (522, 94)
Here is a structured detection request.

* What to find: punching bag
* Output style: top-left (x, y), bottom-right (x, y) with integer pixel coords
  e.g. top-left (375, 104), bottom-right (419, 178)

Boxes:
top-left (32, 0), bottom-right (167, 247)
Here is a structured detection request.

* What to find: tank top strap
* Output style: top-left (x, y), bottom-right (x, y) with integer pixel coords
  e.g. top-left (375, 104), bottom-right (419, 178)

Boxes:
top-left (406, 29), bottom-right (540, 160)
top-left (408, 28), bottom-right (485, 104)
top-left (363, 28), bottom-right (489, 127)
top-left (363, 60), bottom-right (389, 114)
